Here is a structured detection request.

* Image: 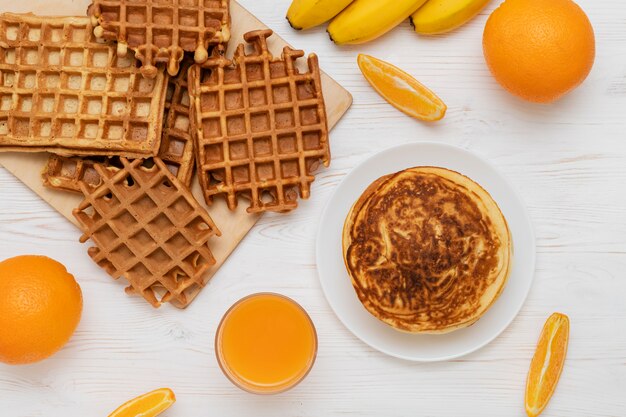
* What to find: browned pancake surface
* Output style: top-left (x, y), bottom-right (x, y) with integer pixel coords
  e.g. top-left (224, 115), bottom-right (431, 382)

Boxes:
top-left (343, 167), bottom-right (511, 333)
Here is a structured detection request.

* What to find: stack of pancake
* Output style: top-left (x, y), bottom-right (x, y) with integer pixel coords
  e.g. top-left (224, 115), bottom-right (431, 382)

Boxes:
top-left (343, 167), bottom-right (511, 334)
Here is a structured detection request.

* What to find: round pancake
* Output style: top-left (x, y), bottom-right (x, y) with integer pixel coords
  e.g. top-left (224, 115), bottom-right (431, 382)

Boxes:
top-left (342, 167), bottom-right (512, 334)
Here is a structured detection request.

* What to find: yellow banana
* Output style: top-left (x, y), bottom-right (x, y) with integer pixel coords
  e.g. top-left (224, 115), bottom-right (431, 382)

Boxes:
top-left (287, 0), bottom-right (354, 30)
top-left (328, 0), bottom-right (428, 45)
top-left (410, 0), bottom-right (492, 34)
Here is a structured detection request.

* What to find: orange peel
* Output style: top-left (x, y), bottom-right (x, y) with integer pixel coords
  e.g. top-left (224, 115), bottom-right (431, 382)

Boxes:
top-left (357, 54), bottom-right (446, 122)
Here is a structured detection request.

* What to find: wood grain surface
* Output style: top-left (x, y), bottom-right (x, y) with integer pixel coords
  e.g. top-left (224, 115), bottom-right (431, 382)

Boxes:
top-left (1, 0), bottom-right (625, 416)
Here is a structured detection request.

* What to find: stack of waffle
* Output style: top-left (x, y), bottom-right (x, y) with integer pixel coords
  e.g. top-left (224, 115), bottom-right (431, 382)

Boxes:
top-left (0, 1), bottom-right (331, 308)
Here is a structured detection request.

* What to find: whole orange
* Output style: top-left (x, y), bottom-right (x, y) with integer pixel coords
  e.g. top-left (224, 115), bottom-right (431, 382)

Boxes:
top-left (483, 0), bottom-right (595, 103)
top-left (0, 255), bottom-right (82, 365)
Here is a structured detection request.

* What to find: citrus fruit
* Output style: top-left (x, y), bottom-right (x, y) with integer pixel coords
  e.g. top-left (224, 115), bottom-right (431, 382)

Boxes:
top-left (108, 388), bottom-right (176, 417)
top-left (357, 54), bottom-right (447, 121)
top-left (0, 255), bottom-right (82, 365)
top-left (483, 0), bottom-right (595, 103)
top-left (525, 313), bottom-right (570, 417)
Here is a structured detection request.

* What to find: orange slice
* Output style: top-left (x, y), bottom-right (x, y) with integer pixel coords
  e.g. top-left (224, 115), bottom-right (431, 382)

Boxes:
top-left (108, 388), bottom-right (176, 417)
top-left (357, 54), bottom-right (447, 122)
top-left (525, 313), bottom-right (570, 417)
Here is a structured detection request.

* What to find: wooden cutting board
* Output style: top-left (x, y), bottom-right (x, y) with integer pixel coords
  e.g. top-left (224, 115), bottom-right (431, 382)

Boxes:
top-left (0, 0), bottom-right (352, 307)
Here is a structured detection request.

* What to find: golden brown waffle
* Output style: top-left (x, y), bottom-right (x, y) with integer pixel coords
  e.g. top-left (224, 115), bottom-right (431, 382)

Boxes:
top-left (42, 58), bottom-right (196, 192)
top-left (188, 30), bottom-right (330, 213)
top-left (73, 157), bottom-right (221, 308)
top-left (161, 58), bottom-right (195, 185)
top-left (89, 0), bottom-right (231, 77)
top-left (43, 155), bottom-right (117, 192)
top-left (0, 13), bottom-right (167, 158)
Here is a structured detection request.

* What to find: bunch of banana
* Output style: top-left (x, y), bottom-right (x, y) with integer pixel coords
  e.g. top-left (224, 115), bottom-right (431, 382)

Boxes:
top-left (327, 0), bottom-right (428, 44)
top-left (286, 0), bottom-right (428, 44)
top-left (285, 0), bottom-right (491, 42)
top-left (410, 0), bottom-right (492, 34)
top-left (286, 0), bottom-right (354, 30)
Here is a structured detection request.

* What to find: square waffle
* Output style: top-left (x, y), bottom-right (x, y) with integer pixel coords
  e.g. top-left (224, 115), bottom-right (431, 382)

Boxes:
top-left (89, 0), bottom-right (231, 77)
top-left (73, 157), bottom-right (221, 308)
top-left (42, 58), bottom-right (196, 192)
top-left (188, 29), bottom-right (330, 213)
top-left (160, 58), bottom-right (195, 185)
top-left (43, 155), bottom-right (114, 192)
top-left (0, 13), bottom-right (167, 158)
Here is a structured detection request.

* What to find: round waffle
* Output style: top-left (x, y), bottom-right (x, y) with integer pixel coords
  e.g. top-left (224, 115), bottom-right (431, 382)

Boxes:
top-left (342, 167), bottom-right (512, 334)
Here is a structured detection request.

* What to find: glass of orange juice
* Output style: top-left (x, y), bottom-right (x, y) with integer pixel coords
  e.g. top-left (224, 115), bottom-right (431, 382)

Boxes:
top-left (215, 293), bottom-right (318, 394)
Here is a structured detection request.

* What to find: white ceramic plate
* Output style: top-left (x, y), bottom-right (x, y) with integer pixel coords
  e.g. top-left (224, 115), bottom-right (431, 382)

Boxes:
top-left (316, 142), bottom-right (535, 362)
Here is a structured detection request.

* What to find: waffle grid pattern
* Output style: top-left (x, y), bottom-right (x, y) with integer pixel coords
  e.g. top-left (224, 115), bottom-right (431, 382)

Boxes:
top-left (42, 59), bottom-right (197, 192)
top-left (0, 13), bottom-right (167, 157)
top-left (43, 155), bottom-right (113, 192)
top-left (89, 0), bottom-right (231, 77)
top-left (161, 58), bottom-right (195, 185)
top-left (188, 29), bottom-right (330, 213)
top-left (73, 157), bottom-right (221, 308)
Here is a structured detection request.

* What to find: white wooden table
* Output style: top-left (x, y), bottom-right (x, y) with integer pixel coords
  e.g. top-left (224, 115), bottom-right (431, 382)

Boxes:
top-left (1, 0), bottom-right (625, 415)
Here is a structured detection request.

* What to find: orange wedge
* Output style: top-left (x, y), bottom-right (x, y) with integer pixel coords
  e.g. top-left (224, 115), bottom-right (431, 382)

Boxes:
top-left (357, 54), bottom-right (447, 122)
top-left (108, 388), bottom-right (176, 417)
top-left (525, 313), bottom-right (570, 417)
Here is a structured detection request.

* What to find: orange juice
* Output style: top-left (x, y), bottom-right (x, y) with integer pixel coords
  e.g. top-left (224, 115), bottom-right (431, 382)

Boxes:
top-left (215, 293), bottom-right (317, 394)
